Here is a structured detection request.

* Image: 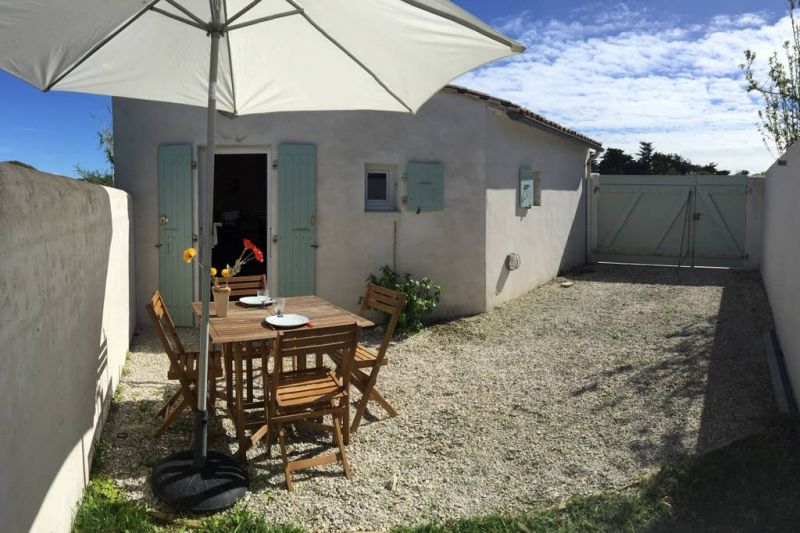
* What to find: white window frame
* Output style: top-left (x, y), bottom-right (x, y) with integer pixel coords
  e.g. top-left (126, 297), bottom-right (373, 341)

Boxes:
top-left (364, 165), bottom-right (395, 211)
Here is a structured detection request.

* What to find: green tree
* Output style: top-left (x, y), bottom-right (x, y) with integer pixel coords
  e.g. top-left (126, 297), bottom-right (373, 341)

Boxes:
top-left (75, 117), bottom-right (114, 187)
top-left (636, 141), bottom-right (655, 174)
top-left (597, 148), bottom-right (636, 174)
top-left (598, 144), bottom-right (732, 175)
top-left (742, 0), bottom-right (800, 154)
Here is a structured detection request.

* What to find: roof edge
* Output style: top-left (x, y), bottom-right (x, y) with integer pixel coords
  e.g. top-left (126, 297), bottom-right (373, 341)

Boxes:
top-left (444, 85), bottom-right (602, 150)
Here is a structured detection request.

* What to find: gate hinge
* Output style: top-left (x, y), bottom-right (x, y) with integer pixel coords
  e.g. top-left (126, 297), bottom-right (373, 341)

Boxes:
top-left (191, 160), bottom-right (198, 170)
top-left (272, 159), bottom-right (279, 169)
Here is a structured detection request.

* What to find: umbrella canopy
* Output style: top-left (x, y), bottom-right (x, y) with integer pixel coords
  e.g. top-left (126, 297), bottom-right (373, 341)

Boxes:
top-left (1, 0), bottom-right (523, 115)
top-left (1, 0), bottom-right (523, 511)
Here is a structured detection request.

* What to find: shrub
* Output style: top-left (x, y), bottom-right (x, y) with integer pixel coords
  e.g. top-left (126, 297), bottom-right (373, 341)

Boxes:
top-left (367, 265), bottom-right (443, 333)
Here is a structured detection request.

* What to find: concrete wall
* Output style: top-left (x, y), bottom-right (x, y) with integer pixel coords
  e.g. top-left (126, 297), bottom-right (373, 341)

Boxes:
top-left (745, 176), bottom-right (764, 270)
top-left (484, 110), bottom-right (590, 308)
top-left (0, 164), bottom-right (134, 533)
top-left (762, 145), bottom-right (800, 398)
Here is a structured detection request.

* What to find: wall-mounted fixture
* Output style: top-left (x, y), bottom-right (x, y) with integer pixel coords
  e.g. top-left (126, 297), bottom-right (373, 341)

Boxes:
top-left (506, 252), bottom-right (521, 271)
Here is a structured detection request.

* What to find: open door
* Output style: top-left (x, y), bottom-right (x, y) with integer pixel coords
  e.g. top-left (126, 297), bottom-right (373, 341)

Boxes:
top-left (212, 154), bottom-right (268, 282)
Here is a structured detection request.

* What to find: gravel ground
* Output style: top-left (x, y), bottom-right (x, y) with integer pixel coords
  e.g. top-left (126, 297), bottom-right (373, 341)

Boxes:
top-left (97, 265), bottom-right (777, 531)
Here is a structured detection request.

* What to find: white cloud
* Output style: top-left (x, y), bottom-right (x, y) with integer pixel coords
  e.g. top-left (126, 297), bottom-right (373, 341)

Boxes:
top-left (458, 4), bottom-right (792, 172)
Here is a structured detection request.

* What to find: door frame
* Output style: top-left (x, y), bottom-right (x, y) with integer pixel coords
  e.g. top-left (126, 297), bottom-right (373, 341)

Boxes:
top-left (195, 144), bottom-right (275, 302)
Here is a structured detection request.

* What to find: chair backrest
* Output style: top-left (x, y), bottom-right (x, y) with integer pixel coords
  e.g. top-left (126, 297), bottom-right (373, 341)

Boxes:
top-left (214, 274), bottom-right (267, 299)
top-left (358, 284), bottom-right (406, 360)
top-left (145, 291), bottom-right (187, 359)
top-left (269, 323), bottom-right (360, 405)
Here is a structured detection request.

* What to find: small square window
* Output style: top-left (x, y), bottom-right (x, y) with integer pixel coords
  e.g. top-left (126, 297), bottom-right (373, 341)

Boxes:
top-left (365, 166), bottom-right (394, 211)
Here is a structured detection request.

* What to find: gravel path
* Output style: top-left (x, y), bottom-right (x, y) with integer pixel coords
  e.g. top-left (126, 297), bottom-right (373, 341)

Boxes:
top-left (97, 265), bottom-right (777, 531)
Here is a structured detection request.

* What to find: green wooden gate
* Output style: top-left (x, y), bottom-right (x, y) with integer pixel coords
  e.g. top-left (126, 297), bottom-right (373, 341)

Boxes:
top-left (277, 143), bottom-right (317, 296)
top-left (157, 144), bottom-right (194, 326)
top-left (592, 175), bottom-right (748, 268)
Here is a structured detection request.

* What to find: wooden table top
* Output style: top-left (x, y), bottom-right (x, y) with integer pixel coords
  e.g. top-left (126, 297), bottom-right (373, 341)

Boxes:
top-left (191, 295), bottom-right (374, 344)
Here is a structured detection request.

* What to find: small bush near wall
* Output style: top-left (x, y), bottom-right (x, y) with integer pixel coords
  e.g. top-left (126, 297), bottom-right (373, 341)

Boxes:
top-left (367, 266), bottom-right (443, 333)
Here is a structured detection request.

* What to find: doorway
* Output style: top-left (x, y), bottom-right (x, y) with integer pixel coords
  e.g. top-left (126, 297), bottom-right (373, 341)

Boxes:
top-left (212, 153), bottom-right (268, 278)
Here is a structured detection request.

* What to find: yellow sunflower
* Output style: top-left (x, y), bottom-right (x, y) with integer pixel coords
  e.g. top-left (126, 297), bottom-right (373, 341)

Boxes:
top-left (182, 247), bottom-right (197, 263)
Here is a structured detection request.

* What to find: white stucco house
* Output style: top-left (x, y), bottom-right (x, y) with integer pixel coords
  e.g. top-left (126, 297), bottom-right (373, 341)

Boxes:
top-left (113, 85), bottom-right (602, 326)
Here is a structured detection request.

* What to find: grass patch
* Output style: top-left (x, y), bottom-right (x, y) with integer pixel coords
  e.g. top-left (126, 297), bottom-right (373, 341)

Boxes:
top-left (192, 505), bottom-right (303, 533)
top-left (73, 478), bottom-right (154, 533)
top-left (395, 422), bottom-right (800, 532)
top-left (72, 482), bottom-right (299, 533)
top-left (109, 384), bottom-right (124, 415)
top-left (90, 440), bottom-right (109, 475)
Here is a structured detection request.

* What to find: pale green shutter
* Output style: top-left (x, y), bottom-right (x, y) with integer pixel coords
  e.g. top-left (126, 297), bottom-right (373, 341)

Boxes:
top-left (406, 161), bottom-right (444, 212)
top-left (157, 144), bottom-right (194, 326)
top-left (277, 143), bottom-right (317, 296)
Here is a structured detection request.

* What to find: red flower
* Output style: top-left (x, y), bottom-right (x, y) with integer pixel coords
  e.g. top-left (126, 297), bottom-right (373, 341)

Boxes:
top-left (243, 238), bottom-right (264, 263)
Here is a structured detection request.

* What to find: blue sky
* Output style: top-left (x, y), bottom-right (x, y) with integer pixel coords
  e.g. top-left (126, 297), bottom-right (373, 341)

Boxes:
top-left (0, 0), bottom-right (791, 176)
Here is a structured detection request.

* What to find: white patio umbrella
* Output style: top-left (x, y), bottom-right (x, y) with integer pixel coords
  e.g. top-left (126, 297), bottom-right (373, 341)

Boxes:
top-left (1, 0), bottom-right (523, 511)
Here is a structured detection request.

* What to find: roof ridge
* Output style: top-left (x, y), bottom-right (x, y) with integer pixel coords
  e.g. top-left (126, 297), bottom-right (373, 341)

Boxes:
top-left (444, 84), bottom-right (602, 149)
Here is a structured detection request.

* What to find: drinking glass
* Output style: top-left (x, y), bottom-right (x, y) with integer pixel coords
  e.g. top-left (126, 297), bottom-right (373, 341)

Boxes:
top-left (257, 288), bottom-right (266, 308)
top-left (274, 297), bottom-right (285, 317)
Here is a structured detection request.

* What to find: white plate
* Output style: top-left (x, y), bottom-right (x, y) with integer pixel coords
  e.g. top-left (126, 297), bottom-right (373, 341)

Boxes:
top-left (239, 296), bottom-right (275, 307)
top-left (265, 314), bottom-right (309, 328)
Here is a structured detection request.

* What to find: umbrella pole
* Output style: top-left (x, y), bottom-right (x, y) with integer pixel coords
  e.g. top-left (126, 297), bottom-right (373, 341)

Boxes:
top-left (150, 1), bottom-right (247, 512)
top-left (193, 17), bottom-right (219, 473)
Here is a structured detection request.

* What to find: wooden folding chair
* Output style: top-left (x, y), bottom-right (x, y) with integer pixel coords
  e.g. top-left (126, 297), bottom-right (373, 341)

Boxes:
top-left (330, 284), bottom-right (405, 435)
top-left (145, 291), bottom-right (223, 437)
top-left (214, 274), bottom-right (267, 299)
top-left (265, 323), bottom-right (360, 491)
top-left (212, 273), bottom-right (268, 404)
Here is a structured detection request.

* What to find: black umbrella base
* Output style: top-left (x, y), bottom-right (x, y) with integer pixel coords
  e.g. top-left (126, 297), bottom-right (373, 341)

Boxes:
top-left (151, 450), bottom-right (248, 513)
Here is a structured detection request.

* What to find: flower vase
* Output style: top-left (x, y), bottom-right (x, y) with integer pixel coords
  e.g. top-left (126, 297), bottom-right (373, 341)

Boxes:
top-left (213, 286), bottom-right (231, 317)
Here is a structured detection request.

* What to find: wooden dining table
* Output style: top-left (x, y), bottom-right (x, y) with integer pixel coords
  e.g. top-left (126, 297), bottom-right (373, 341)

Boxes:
top-left (191, 295), bottom-right (374, 457)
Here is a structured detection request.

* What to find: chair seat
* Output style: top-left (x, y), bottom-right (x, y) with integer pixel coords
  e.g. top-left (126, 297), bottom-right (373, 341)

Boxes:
top-left (168, 351), bottom-right (223, 380)
top-left (275, 368), bottom-right (345, 409)
top-left (331, 344), bottom-right (388, 369)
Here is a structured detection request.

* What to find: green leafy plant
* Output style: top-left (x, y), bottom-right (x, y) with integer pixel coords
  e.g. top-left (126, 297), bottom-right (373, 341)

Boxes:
top-left (742, 0), bottom-right (800, 155)
top-left (75, 111), bottom-right (115, 187)
top-left (367, 265), bottom-right (443, 333)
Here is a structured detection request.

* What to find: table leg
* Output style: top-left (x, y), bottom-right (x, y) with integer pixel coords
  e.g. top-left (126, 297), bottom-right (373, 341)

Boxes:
top-left (233, 342), bottom-right (248, 460)
top-left (246, 346), bottom-right (254, 403)
top-left (224, 343), bottom-right (234, 414)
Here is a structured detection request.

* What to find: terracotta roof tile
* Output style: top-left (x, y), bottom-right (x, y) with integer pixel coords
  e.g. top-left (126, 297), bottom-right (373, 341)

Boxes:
top-left (444, 85), bottom-right (602, 149)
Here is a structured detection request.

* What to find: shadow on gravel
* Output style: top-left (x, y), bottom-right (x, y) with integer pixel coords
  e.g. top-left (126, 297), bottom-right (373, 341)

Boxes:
top-left (567, 265), bottom-right (777, 462)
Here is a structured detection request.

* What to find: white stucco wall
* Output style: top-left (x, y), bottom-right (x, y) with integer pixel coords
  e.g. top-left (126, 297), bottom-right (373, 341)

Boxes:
top-left (762, 145), bottom-right (800, 398)
top-left (114, 91), bottom-right (593, 323)
top-left (115, 92), bottom-right (491, 322)
top-left (745, 176), bottom-right (764, 270)
top-left (0, 164), bottom-right (134, 533)
top-left (484, 111), bottom-right (590, 308)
